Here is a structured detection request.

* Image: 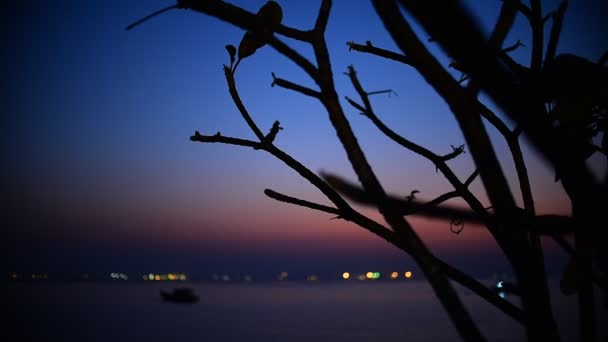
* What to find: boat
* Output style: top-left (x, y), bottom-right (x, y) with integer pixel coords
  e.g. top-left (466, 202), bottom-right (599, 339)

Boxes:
top-left (160, 287), bottom-right (199, 303)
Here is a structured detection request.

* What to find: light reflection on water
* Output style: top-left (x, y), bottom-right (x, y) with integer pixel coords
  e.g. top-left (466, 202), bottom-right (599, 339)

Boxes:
top-left (9, 281), bottom-right (606, 341)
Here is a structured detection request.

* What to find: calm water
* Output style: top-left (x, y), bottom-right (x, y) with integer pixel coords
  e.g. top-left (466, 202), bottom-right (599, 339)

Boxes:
top-left (8, 280), bottom-right (606, 341)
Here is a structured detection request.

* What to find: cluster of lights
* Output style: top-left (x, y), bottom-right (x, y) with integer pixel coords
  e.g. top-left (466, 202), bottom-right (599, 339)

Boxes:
top-left (341, 271), bottom-right (413, 280)
top-left (31, 274), bottom-right (49, 280)
top-left (143, 273), bottom-right (187, 281)
top-left (211, 273), bottom-right (254, 282)
top-left (110, 273), bottom-right (128, 280)
top-left (8, 273), bottom-right (49, 280)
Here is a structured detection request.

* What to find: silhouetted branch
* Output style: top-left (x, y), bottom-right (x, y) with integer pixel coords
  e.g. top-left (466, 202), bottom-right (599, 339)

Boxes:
top-left (464, 169), bottom-right (479, 188)
top-left (404, 191), bottom-right (459, 216)
top-left (344, 96), bottom-right (367, 114)
top-left (190, 131), bottom-right (261, 149)
top-left (347, 41), bottom-right (412, 65)
top-left (553, 235), bottom-right (608, 291)
top-left (267, 37), bottom-right (319, 82)
top-left (375, 0), bottom-right (517, 220)
top-left (513, 1), bottom-right (533, 22)
top-left (367, 89), bottom-right (395, 97)
top-left (325, 172), bottom-right (581, 237)
top-left (178, 0), bottom-right (312, 42)
top-left (262, 152), bottom-right (516, 320)
top-left (264, 189), bottom-right (341, 216)
top-left (261, 120), bottom-right (283, 146)
top-left (345, 67), bottom-right (438, 162)
top-left (224, 66), bottom-right (265, 141)
top-left (174, 0), bottom-right (319, 81)
top-left (140, 1), bottom-right (608, 339)
top-left (397, 1), bottom-right (603, 219)
top-left (271, 72), bottom-right (321, 99)
top-left (508, 134), bottom-right (535, 213)
top-left (544, 0), bottom-right (567, 65)
top-left (529, 0), bottom-right (544, 72)
top-left (476, 102), bottom-right (512, 137)
top-left (502, 40), bottom-right (524, 54)
top-left (126, 5), bottom-right (179, 30)
top-left (324, 173), bottom-right (484, 222)
top-left (440, 144), bottom-right (466, 162)
top-left (345, 65), bottom-right (491, 228)
top-left (487, 0), bottom-right (519, 53)
top-left (313, 0), bottom-right (331, 33)
top-left (434, 257), bottom-right (526, 324)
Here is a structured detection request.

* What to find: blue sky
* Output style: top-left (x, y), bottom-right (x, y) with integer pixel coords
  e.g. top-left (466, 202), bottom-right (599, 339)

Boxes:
top-left (3, 0), bottom-right (606, 278)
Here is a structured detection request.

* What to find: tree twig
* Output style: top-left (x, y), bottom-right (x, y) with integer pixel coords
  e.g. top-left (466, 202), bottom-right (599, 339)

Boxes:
top-left (190, 131), bottom-right (261, 149)
top-left (271, 73), bottom-right (321, 99)
top-left (263, 189), bottom-right (341, 216)
top-left (347, 40), bottom-right (412, 65)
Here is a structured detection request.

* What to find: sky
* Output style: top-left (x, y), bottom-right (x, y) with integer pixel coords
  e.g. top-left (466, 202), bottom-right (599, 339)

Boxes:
top-left (3, 0), bottom-right (607, 279)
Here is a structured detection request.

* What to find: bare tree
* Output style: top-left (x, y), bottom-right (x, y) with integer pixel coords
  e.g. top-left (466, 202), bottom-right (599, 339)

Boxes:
top-left (128, 0), bottom-right (607, 341)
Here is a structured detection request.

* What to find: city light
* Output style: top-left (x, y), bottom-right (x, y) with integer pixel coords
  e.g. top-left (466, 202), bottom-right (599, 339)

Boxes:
top-left (390, 272), bottom-right (398, 279)
top-left (110, 273), bottom-right (128, 280)
top-left (405, 271), bottom-right (412, 278)
top-left (342, 272), bottom-right (350, 280)
top-left (366, 272), bottom-right (373, 279)
top-left (373, 272), bottom-right (380, 279)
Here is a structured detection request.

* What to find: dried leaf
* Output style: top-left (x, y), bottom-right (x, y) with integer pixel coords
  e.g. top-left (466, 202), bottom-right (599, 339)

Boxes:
top-left (258, 1), bottom-right (283, 30)
top-left (225, 44), bottom-right (236, 65)
top-left (237, 1), bottom-right (283, 60)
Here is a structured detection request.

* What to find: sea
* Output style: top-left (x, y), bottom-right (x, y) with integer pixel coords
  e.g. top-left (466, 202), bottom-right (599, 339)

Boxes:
top-left (8, 280), bottom-right (607, 341)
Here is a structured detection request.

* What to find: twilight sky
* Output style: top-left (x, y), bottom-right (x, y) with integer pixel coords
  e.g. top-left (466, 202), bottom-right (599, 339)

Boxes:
top-left (3, 0), bottom-right (607, 279)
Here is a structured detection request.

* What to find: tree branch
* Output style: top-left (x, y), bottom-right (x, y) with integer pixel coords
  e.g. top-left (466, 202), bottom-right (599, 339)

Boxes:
top-left (324, 173), bottom-right (484, 223)
top-left (263, 188), bottom-right (341, 216)
top-left (224, 66), bottom-right (265, 141)
top-left (345, 65), bottom-right (491, 228)
top-left (514, 1), bottom-right (533, 21)
top-left (190, 131), bottom-right (261, 149)
top-left (529, 0), bottom-right (544, 72)
top-left (347, 41), bottom-right (412, 65)
top-left (271, 72), bottom-right (321, 99)
top-left (464, 169), bottom-right (479, 188)
top-left (178, 0), bottom-right (312, 42)
top-left (375, 0), bottom-right (517, 222)
top-left (434, 257), bottom-right (526, 324)
top-left (403, 191), bottom-right (460, 216)
top-left (544, 0), bottom-right (567, 65)
top-left (313, 0), bottom-right (331, 34)
top-left (267, 36), bottom-right (320, 83)
top-left (175, 0), bottom-right (320, 81)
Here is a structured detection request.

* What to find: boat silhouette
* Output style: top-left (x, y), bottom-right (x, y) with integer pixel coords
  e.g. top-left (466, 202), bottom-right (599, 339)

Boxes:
top-left (160, 287), bottom-right (199, 303)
